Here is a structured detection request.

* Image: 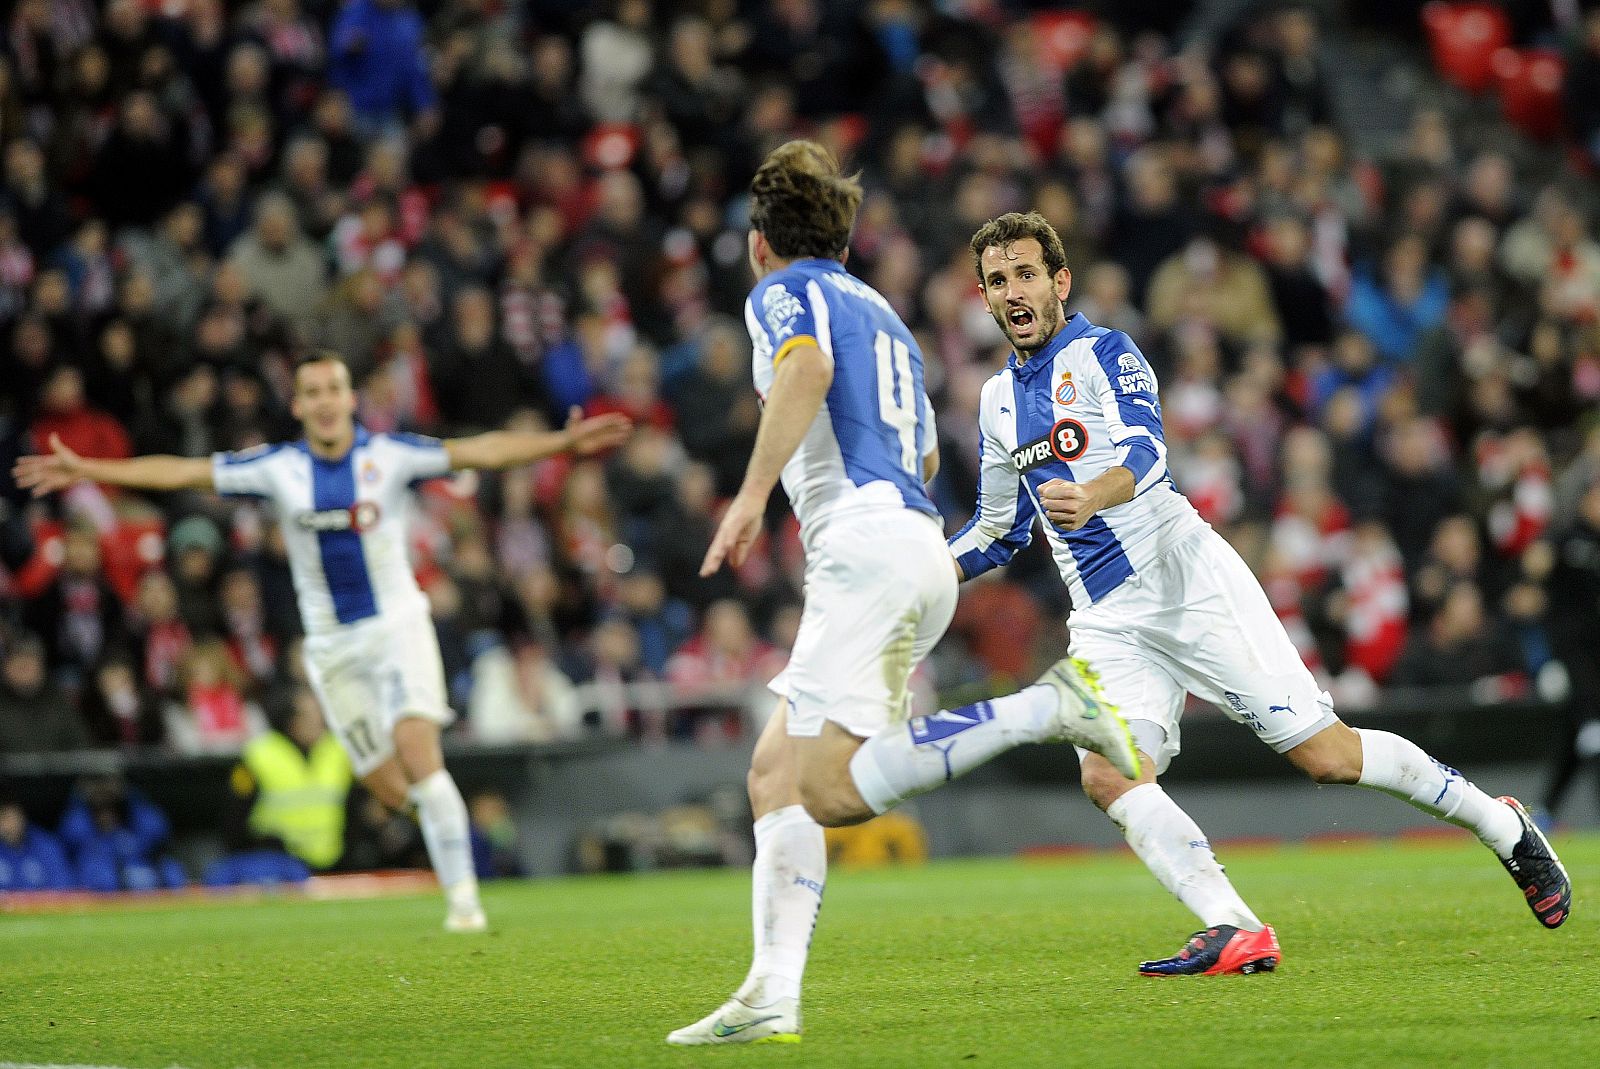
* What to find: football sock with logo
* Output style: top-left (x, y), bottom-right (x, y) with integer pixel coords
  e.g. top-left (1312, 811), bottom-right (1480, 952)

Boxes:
top-left (1106, 783), bottom-right (1263, 931)
top-left (848, 687), bottom-right (1058, 815)
top-left (409, 769), bottom-right (481, 908)
top-left (1355, 729), bottom-right (1522, 857)
top-left (740, 805), bottom-right (826, 1004)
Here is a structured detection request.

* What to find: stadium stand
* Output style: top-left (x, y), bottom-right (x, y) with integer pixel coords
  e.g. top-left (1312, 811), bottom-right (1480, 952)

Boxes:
top-left (1, 0), bottom-right (1598, 880)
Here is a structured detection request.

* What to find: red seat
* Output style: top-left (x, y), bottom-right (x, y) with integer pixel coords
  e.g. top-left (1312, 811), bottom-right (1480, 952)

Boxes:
top-left (1422, 1), bottom-right (1511, 93)
top-left (1492, 47), bottom-right (1566, 141)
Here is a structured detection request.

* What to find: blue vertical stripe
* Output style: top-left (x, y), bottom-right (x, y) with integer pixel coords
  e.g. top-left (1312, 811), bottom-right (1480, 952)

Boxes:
top-left (1054, 514), bottom-right (1137, 601)
top-left (312, 451), bottom-right (377, 624)
top-left (1014, 361), bottom-right (1135, 603)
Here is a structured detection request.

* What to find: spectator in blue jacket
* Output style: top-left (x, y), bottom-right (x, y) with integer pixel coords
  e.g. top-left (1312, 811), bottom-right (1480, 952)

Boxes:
top-left (0, 793), bottom-right (75, 891)
top-left (1345, 235), bottom-right (1450, 364)
top-left (328, 0), bottom-right (439, 137)
top-left (1309, 330), bottom-right (1397, 431)
top-left (58, 775), bottom-right (187, 892)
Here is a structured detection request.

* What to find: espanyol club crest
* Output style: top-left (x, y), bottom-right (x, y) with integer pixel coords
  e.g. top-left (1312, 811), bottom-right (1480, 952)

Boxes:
top-left (1054, 372), bottom-right (1076, 406)
top-left (360, 459), bottom-right (381, 484)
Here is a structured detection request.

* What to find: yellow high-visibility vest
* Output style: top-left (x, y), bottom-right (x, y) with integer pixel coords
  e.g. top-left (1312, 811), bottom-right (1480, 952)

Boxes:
top-left (241, 732), bottom-right (352, 869)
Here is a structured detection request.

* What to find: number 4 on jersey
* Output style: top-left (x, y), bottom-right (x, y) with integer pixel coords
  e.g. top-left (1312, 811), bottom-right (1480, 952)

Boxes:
top-left (875, 330), bottom-right (918, 475)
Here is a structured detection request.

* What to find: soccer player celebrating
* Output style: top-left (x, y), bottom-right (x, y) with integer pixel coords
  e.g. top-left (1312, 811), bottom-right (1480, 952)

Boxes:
top-left (14, 352), bottom-right (629, 932)
top-left (667, 143), bottom-right (1138, 1047)
top-left (955, 211), bottom-right (1571, 975)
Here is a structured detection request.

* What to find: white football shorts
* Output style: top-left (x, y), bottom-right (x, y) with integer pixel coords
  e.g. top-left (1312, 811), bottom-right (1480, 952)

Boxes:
top-left (301, 608), bottom-right (454, 776)
top-left (769, 509), bottom-right (958, 739)
top-left (1068, 527), bottom-right (1336, 774)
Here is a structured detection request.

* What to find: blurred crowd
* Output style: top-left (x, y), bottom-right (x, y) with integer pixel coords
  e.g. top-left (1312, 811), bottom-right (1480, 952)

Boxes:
top-left (1, 0), bottom-right (1599, 776)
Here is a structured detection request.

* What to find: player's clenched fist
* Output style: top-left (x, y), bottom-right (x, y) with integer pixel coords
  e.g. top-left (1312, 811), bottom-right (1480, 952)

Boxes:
top-left (1038, 478), bottom-right (1101, 531)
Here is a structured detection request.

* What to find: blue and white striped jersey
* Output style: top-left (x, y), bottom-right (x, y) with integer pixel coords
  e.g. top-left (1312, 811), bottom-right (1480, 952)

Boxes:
top-left (212, 427), bottom-right (451, 634)
top-left (744, 258), bottom-right (938, 550)
top-left (949, 312), bottom-right (1205, 609)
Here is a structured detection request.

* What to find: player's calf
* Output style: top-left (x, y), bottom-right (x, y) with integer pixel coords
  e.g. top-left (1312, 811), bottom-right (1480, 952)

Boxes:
top-left (1283, 722), bottom-right (1363, 784)
top-left (1080, 749), bottom-right (1154, 810)
top-left (796, 768), bottom-right (875, 827)
top-left (794, 725), bottom-right (878, 826)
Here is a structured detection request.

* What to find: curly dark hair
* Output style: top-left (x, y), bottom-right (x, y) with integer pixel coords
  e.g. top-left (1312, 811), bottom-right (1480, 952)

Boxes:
top-left (749, 140), bottom-right (863, 260)
top-left (968, 211), bottom-right (1069, 281)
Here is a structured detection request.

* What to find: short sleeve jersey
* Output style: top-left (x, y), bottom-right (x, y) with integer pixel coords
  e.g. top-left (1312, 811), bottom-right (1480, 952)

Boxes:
top-left (744, 258), bottom-right (938, 550)
top-left (212, 427), bottom-right (451, 634)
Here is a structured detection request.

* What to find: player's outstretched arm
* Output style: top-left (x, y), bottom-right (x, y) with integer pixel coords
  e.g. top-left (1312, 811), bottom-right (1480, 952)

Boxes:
top-left (12, 434), bottom-right (214, 496)
top-left (443, 407), bottom-right (631, 471)
top-left (701, 341), bottom-right (832, 576)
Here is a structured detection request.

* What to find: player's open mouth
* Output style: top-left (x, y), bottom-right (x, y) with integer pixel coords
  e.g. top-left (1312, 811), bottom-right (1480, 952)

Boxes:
top-left (1007, 306), bottom-right (1035, 336)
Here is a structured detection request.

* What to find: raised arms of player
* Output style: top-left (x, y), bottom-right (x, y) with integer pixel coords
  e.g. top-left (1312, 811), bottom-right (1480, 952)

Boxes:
top-left (700, 339), bottom-right (833, 575)
top-left (947, 379), bottom-right (1038, 582)
top-left (443, 407), bottom-right (630, 471)
top-left (14, 408), bottom-right (631, 498)
top-left (12, 435), bottom-right (215, 496)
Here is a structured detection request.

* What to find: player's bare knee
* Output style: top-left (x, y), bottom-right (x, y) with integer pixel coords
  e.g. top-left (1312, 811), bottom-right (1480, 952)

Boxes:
top-left (798, 780), bottom-right (867, 828)
top-left (796, 780), bottom-right (842, 826)
top-left (1291, 746), bottom-right (1359, 784)
top-left (1081, 766), bottom-right (1129, 811)
top-left (393, 717), bottom-right (444, 783)
top-left (746, 762), bottom-right (789, 815)
top-left (371, 784), bottom-right (407, 811)
top-left (1305, 758), bottom-right (1360, 785)
top-left (362, 763), bottom-right (410, 811)
top-left (1080, 751), bottom-right (1152, 810)
top-left (1288, 724), bottom-right (1363, 785)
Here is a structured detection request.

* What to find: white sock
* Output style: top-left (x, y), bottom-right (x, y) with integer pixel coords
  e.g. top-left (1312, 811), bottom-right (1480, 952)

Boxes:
top-left (739, 805), bottom-right (825, 1003)
top-left (849, 688), bottom-right (1057, 815)
top-left (409, 769), bottom-right (481, 909)
top-left (1106, 783), bottom-right (1263, 931)
top-left (1355, 729), bottom-right (1522, 857)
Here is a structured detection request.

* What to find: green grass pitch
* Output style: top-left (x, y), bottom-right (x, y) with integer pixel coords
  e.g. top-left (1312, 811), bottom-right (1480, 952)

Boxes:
top-left (1, 834), bottom-right (1594, 1069)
